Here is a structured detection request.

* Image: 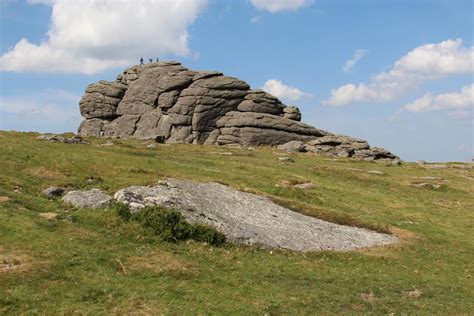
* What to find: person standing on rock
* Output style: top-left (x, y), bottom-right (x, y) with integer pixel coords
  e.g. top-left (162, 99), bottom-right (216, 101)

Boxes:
top-left (140, 57), bottom-right (144, 66)
top-left (156, 57), bottom-right (159, 63)
top-left (149, 58), bottom-right (153, 63)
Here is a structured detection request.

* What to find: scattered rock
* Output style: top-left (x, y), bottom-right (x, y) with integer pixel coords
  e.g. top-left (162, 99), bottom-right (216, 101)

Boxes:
top-left (39, 212), bottom-right (58, 220)
top-left (412, 183), bottom-right (442, 190)
top-left (146, 144), bottom-right (157, 148)
top-left (388, 159), bottom-right (402, 166)
top-left (426, 164), bottom-right (448, 169)
top-left (417, 160), bottom-right (427, 166)
top-left (346, 168), bottom-right (364, 173)
top-left (0, 196), bottom-right (10, 203)
top-left (217, 152), bottom-right (233, 156)
top-left (36, 134), bottom-right (65, 142)
top-left (367, 170), bottom-right (385, 175)
top-left (292, 182), bottom-right (315, 189)
top-left (42, 186), bottom-right (66, 199)
top-left (278, 157), bottom-right (294, 163)
top-left (101, 140), bottom-right (114, 146)
top-left (302, 136), bottom-right (398, 161)
top-left (418, 176), bottom-right (443, 180)
top-left (360, 292), bottom-right (376, 302)
top-left (62, 189), bottom-right (112, 209)
top-left (115, 179), bottom-right (397, 251)
top-left (407, 288), bottom-right (423, 298)
top-left (37, 134), bottom-right (88, 144)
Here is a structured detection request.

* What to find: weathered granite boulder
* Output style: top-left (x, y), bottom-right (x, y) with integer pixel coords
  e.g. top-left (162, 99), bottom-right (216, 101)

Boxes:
top-left (77, 61), bottom-right (398, 160)
top-left (42, 186), bottom-right (66, 199)
top-left (114, 178), bottom-right (398, 251)
top-left (62, 189), bottom-right (112, 209)
top-left (77, 61), bottom-right (325, 146)
top-left (277, 135), bottom-right (399, 161)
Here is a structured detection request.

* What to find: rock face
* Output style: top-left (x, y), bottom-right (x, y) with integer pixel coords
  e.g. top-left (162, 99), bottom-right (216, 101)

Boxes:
top-left (77, 61), bottom-right (398, 160)
top-left (78, 61), bottom-right (324, 146)
top-left (114, 178), bottom-right (397, 251)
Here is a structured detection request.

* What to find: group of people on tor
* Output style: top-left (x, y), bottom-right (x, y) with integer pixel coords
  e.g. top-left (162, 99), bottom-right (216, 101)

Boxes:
top-left (140, 57), bottom-right (159, 66)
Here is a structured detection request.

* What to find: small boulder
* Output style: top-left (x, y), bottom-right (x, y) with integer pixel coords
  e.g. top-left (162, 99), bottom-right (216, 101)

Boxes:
top-left (64, 136), bottom-right (88, 144)
top-left (277, 140), bottom-right (306, 152)
top-left (62, 189), bottom-right (112, 209)
top-left (367, 170), bottom-right (385, 175)
top-left (278, 157), bottom-right (294, 163)
top-left (42, 186), bottom-right (66, 199)
top-left (292, 182), bottom-right (315, 189)
top-left (413, 183), bottom-right (441, 190)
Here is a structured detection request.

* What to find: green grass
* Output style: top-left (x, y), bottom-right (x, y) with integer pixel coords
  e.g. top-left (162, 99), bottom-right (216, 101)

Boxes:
top-left (0, 131), bottom-right (473, 314)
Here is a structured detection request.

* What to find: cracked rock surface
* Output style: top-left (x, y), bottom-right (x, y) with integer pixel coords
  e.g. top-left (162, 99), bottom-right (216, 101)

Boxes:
top-left (77, 61), bottom-right (398, 160)
top-left (114, 178), bottom-right (398, 252)
top-left (77, 61), bottom-right (326, 146)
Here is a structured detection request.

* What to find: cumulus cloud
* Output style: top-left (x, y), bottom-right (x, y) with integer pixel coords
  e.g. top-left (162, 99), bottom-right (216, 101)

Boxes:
top-left (404, 84), bottom-right (473, 113)
top-left (262, 79), bottom-right (311, 102)
top-left (343, 49), bottom-right (368, 72)
top-left (324, 39), bottom-right (474, 106)
top-left (0, 0), bottom-right (208, 74)
top-left (250, 0), bottom-right (313, 13)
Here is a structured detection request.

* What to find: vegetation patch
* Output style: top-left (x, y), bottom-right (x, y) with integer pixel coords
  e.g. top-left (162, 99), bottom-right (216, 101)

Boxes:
top-left (114, 203), bottom-right (226, 246)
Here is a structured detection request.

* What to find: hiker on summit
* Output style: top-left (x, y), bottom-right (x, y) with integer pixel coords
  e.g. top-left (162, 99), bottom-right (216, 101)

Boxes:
top-left (149, 58), bottom-right (153, 63)
top-left (139, 57), bottom-right (144, 66)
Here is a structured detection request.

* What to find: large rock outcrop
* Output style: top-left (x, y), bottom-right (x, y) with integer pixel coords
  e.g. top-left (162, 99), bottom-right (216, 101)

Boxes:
top-left (78, 61), bottom-right (398, 160)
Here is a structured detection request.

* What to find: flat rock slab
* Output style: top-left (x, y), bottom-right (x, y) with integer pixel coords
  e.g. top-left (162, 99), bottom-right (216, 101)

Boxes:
top-left (115, 178), bottom-right (397, 252)
top-left (63, 189), bottom-right (112, 209)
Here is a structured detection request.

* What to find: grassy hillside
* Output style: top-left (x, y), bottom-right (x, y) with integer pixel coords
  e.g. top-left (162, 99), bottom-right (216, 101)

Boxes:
top-left (0, 131), bottom-right (473, 314)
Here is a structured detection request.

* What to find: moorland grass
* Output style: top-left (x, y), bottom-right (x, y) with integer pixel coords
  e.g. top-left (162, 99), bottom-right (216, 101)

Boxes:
top-left (0, 131), bottom-right (473, 314)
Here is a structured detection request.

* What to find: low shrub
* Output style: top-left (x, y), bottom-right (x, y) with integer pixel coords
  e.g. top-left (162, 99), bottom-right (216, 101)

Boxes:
top-left (114, 203), bottom-right (226, 246)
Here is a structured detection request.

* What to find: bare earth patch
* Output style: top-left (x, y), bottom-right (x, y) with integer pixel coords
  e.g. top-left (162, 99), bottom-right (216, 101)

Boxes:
top-left (126, 251), bottom-right (197, 274)
top-left (39, 212), bottom-right (58, 220)
top-left (0, 253), bottom-right (30, 273)
top-left (0, 196), bottom-right (10, 203)
top-left (27, 166), bottom-right (64, 180)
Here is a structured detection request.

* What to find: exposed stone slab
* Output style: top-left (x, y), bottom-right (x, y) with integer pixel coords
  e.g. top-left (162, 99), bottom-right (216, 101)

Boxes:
top-left (114, 178), bottom-right (398, 251)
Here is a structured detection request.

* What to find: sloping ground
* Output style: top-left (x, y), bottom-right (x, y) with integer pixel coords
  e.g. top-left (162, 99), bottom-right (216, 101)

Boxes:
top-left (115, 179), bottom-right (397, 251)
top-left (0, 131), bottom-right (473, 314)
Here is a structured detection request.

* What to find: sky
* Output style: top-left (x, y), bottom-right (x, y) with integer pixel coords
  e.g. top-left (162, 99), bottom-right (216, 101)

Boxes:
top-left (0, 0), bottom-right (472, 162)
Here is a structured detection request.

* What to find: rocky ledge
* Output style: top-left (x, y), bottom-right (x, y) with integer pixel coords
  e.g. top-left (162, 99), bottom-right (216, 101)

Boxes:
top-left (78, 61), bottom-right (398, 161)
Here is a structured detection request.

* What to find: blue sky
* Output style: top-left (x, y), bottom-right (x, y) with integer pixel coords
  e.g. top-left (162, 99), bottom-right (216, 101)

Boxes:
top-left (0, 0), bottom-right (472, 162)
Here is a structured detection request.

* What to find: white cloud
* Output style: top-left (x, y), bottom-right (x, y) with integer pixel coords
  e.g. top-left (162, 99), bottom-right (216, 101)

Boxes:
top-left (0, 90), bottom-right (82, 132)
top-left (343, 49), bottom-right (368, 72)
top-left (262, 79), bottom-right (311, 102)
top-left (0, 0), bottom-right (208, 74)
top-left (325, 39), bottom-right (474, 106)
top-left (404, 84), bottom-right (473, 113)
top-left (250, 0), bottom-right (313, 13)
